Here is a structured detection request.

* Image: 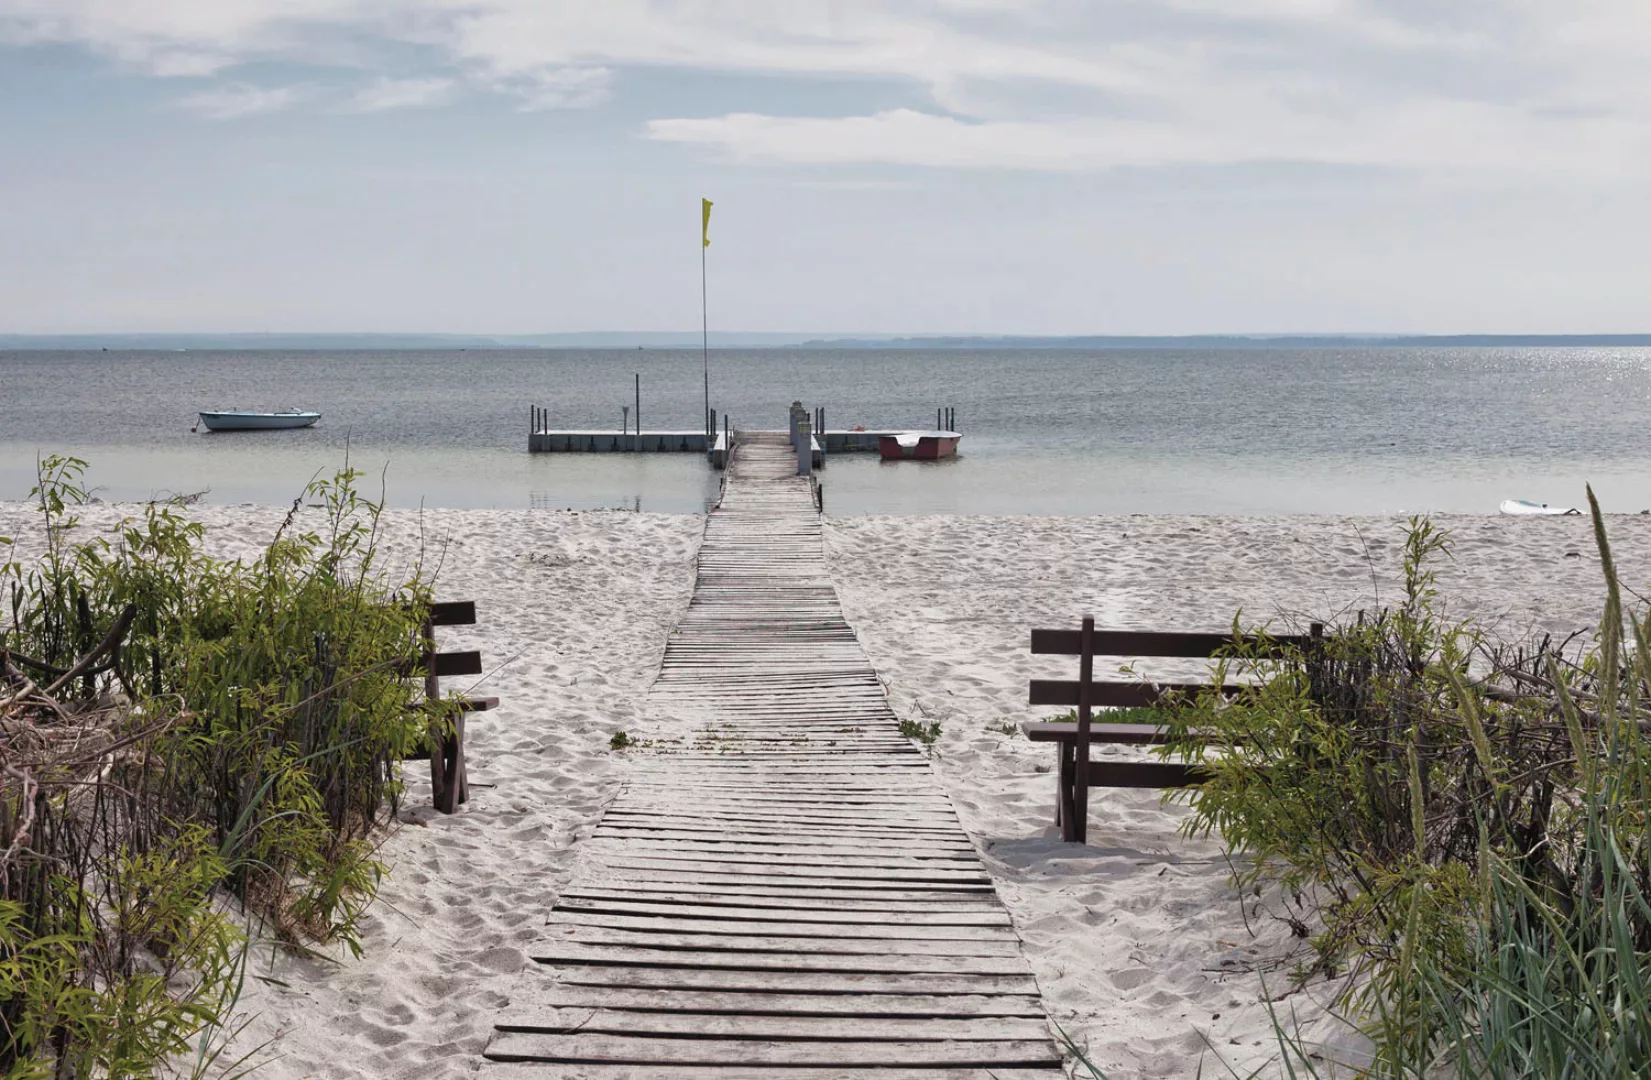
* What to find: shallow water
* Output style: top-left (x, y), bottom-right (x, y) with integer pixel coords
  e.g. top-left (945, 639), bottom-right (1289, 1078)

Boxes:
top-left (3, 346), bottom-right (1649, 514)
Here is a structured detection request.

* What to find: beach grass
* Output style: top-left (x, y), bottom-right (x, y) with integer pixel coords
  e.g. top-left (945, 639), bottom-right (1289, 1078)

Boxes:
top-left (1155, 494), bottom-right (1651, 1077)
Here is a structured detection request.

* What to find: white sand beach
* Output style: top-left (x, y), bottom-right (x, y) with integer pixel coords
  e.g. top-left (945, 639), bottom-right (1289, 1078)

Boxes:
top-left (4, 502), bottom-right (1646, 1079)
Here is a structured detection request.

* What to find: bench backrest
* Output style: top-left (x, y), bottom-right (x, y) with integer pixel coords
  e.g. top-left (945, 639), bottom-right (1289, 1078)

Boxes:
top-left (404, 601), bottom-right (483, 692)
top-left (1029, 617), bottom-right (1321, 729)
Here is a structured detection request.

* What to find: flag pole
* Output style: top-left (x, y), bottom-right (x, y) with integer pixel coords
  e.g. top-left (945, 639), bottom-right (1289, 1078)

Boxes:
top-left (701, 197), bottom-right (713, 440)
top-left (701, 236), bottom-right (709, 438)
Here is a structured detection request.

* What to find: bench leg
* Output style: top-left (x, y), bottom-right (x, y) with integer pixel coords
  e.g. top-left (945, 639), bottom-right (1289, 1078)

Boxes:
top-left (1056, 740), bottom-right (1088, 844)
top-left (1071, 742), bottom-right (1089, 845)
top-left (1057, 741), bottom-right (1076, 842)
top-left (431, 713), bottom-right (467, 814)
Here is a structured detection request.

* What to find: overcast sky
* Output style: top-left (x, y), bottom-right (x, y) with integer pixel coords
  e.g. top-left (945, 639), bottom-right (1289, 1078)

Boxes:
top-left (3, 1), bottom-right (1650, 335)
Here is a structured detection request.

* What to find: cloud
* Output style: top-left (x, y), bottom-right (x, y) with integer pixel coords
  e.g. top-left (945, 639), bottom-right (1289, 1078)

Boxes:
top-left (5, 2), bottom-right (1651, 174)
top-left (489, 66), bottom-right (612, 111)
top-left (145, 49), bottom-right (234, 77)
top-left (177, 83), bottom-right (308, 120)
top-left (792, 179), bottom-right (920, 191)
top-left (648, 101), bottom-right (1647, 178)
top-left (348, 76), bottom-right (454, 112)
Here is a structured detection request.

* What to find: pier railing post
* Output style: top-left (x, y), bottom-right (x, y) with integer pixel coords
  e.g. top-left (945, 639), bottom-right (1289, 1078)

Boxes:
top-left (796, 412), bottom-right (813, 477)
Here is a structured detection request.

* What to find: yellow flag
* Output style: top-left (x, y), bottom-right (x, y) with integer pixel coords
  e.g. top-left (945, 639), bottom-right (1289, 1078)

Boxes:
top-left (702, 197), bottom-right (713, 247)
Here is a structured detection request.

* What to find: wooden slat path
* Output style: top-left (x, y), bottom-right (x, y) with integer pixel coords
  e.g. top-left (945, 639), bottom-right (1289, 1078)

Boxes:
top-left (483, 432), bottom-right (1062, 1078)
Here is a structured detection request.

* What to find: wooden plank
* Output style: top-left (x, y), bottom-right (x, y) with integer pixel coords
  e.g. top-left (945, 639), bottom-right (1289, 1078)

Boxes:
top-left (499, 985), bottom-right (1046, 1018)
top-left (600, 812), bottom-right (964, 834)
top-left (1087, 759), bottom-right (1209, 788)
top-left (1022, 720), bottom-right (1188, 744)
top-left (593, 858), bottom-right (991, 884)
top-left (482, 1066), bottom-right (1064, 1079)
top-left (537, 925), bottom-right (1024, 957)
top-left (426, 599), bottom-right (478, 626)
top-left (494, 1009), bottom-right (1051, 1041)
top-left (598, 814), bottom-right (964, 836)
top-left (590, 831), bottom-right (976, 855)
top-left (484, 1033), bottom-right (1061, 1068)
top-left (531, 943), bottom-right (1026, 975)
top-left (557, 887), bottom-right (1008, 911)
top-left (1030, 627), bottom-right (1309, 657)
top-left (548, 906), bottom-right (1013, 931)
top-left (397, 649), bottom-right (483, 678)
top-left (587, 857), bottom-right (986, 881)
top-left (596, 822), bottom-right (969, 843)
top-left (1028, 677), bottom-right (1236, 707)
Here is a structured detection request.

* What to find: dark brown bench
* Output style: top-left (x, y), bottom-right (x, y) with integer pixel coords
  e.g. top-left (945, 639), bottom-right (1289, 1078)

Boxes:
top-left (399, 600), bottom-right (499, 814)
top-left (1023, 617), bottom-right (1319, 843)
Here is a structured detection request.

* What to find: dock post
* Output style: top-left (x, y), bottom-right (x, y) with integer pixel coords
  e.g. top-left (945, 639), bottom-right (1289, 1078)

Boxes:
top-left (796, 411), bottom-right (813, 477)
top-left (635, 373), bottom-right (641, 453)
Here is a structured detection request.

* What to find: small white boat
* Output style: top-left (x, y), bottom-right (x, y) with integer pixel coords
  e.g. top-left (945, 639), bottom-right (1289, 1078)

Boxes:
top-left (1499, 499), bottom-right (1580, 516)
top-left (197, 410), bottom-right (321, 432)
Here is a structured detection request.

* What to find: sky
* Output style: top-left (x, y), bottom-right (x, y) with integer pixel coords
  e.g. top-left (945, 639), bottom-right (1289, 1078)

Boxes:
top-left (3, 1), bottom-right (1651, 336)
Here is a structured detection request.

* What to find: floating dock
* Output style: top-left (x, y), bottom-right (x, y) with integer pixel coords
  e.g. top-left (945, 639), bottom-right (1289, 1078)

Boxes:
top-left (526, 405), bottom-right (958, 474)
top-left (527, 430), bottom-right (888, 452)
top-left (529, 430), bottom-right (712, 454)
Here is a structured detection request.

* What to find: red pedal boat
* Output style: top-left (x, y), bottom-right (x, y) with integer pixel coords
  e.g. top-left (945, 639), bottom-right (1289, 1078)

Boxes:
top-left (877, 430), bottom-right (961, 460)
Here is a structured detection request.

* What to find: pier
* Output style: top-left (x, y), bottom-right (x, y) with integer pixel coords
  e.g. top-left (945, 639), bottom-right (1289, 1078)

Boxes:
top-left (481, 431), bottom-right (1059, 1076)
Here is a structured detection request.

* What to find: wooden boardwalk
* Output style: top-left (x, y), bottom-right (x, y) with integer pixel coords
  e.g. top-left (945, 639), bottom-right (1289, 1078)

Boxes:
top-left (483, 432), bottom-right (1062, 1078)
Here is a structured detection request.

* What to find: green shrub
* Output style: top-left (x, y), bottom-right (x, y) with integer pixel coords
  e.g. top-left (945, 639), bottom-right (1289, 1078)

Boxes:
top-left (1166, 497), bottom-right (1651, 1076)
top-left (0, 456), bottom-right (451, 1075)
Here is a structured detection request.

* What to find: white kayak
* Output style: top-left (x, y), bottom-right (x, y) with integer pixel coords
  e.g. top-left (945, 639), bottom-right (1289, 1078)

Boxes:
top-left (198, 410), bottom-right (321, 432)
top-left (1499, 499), bottom-right (1580, 516)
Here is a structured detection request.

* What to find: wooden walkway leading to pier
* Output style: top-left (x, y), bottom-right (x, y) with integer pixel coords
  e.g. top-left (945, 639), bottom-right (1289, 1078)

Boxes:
top-left (483, 432), bottom-right (1062, 1078)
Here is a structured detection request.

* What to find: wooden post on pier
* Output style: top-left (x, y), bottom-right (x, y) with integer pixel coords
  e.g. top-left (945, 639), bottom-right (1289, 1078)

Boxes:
top-left (796, 409), bottom-right (813, 477)
top-left (635, 373), bottom-right (641, 453)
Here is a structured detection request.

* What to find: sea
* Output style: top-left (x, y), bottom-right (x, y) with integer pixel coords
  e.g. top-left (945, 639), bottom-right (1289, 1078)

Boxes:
top-left (3, 347), bottom-right (1650, 516)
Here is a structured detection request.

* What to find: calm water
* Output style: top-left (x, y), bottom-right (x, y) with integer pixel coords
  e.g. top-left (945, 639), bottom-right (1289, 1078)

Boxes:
top-left (3, 347), bottom-right (1650, 515)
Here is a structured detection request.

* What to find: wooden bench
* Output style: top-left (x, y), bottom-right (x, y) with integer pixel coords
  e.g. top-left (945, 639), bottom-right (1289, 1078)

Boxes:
top-left (398, 600), bottom-right (499, 814)
top-left (1023, 617), bottom-right (1320, 843)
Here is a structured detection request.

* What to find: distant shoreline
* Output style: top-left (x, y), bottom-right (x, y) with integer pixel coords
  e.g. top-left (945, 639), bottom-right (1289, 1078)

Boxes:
top-left (7, 332), bottom-right (1651, 350)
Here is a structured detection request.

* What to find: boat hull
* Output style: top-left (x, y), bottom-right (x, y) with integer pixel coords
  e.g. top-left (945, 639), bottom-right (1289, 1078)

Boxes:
top-left (198, 411), bottom-right (321, 432)
top-left (1499, 499), bottom-right (1579, 516)
top-left (877, 432), bottom-right (961, 460)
